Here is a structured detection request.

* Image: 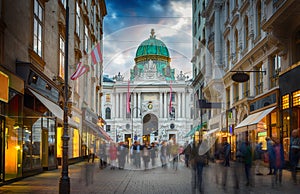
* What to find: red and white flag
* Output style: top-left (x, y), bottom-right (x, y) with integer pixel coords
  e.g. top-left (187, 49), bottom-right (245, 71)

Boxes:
top-left (91, 42), bottom-right (103, 65)
top-left (126, 80), bottom-right (130, 113)
top-left (169, 81), bottom-right (172, 113)
top-left (70, 62), bottom-right (89, 80)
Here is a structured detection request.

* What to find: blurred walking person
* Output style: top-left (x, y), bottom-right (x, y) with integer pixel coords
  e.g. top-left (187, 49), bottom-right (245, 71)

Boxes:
top-left (223, 141), bottom-right (231, 167)
top-left (170, 139), bottom-right (179, 170)
top-left (266, 137), bottom-right (274, 175)
top-left (99, 141), bottom-right (107, 169)
top-left (183, 141), bottom-right (192, 168)
top-left (270, 137), bottom-right (284, 187)
top-left (109, 142), bottom-right (118, 170)
top-left (118, 142), bottom-right (127, 170)
top-left (290, 128), bottom-right (300, 184)
top-left (150, 142), bottom-right (157, 167)
top-left (254, 142), bottom-right (264, 175)
top-left (190, 140), bottom-right (209, 194)
top-left (243, 141), bottom-right (253, 186)
top-left (160, 141), bottom-right (168, 168)
top-left (142, 141), bottom-right (151, 170)
top-left (133, 141), bottom-right (142, 168)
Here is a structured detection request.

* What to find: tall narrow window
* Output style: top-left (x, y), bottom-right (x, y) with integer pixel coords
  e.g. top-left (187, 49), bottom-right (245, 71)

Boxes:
top-left (91, 5), bottom-right (95, 27)
top-left (255, 65), bottom-right (263, 95)
top-left (227, 39), bottom-right (230, 66)
top-left (227, 1), bottom-right (230, 19)
top-left (295, 31), bottom-right (300, 63)
top-left (226, 87), bottom-right (230, 108)
top-left (33, 0), bottom-right (43, 57)
top-left (244, 16), bottom-right (249, 50)
top-left (282, 94), bottom-right (289, 110)
top-left (243, 80), bottom-right (249, 98)
top-left (293, 90), bottom-right (300, 107)
top-left (84, 25), bottom-right (88, 52)
top-left (59, 36), bottom-right (65, 79)
top-left (270, 54), bottom-right (281, 88)
top-left (105, 107), bottom-right (111, 119)
top-left (235, 29), bottom-right (239, 58)
top-left (198, 12), bottom-right (201, 27)
top-left (234, 83), bottom-right (239, 102)
top-left (76, 2), bottom-right (80, 36)
top-left (257, 0), bottom-right (262, 37)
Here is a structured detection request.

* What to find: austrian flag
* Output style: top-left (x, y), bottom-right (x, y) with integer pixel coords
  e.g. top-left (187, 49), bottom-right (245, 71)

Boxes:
top-left (70, 62), bottom-right (89, 80)
top-left (91, 42), bottom-right (103, 65)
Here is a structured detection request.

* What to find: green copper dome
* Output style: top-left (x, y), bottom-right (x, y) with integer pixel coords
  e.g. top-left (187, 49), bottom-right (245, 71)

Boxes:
top-left (135, 29), bottom-right (170, 61)
top-left (131, 29), bottom-right (174, 81)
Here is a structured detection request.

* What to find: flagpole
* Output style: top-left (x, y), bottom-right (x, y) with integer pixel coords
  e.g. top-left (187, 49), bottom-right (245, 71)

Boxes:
top-left (59, 0), bottom-right (70, 193)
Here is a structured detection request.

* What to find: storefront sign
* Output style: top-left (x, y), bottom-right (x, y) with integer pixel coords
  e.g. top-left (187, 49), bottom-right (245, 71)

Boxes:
top-left (0, 71), bottom-right (9, 103)
top-left (258, 131), bottom-right (267, 137)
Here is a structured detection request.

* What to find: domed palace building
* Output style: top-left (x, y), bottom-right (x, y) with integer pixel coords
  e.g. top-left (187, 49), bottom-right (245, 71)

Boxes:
top-left (102, 29), bottom-right (194, 145)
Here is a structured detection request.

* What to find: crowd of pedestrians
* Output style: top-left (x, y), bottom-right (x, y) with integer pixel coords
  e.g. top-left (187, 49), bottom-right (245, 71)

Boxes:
top-left (95, 137), bottom-right (185, 171)
top-left (90, 129), bottom-right (300, 193)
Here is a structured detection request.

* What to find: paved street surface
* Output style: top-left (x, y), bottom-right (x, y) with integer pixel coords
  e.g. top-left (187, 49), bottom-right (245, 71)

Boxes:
top-left (0, 159), bottom-right (299, 194)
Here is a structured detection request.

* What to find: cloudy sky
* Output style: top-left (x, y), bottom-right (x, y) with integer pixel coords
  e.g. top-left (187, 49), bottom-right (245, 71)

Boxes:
top-left (103, 0), bottom-right (193, 79)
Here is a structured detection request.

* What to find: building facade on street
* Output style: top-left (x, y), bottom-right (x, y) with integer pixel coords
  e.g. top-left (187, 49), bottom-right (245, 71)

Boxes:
top-left (103, 29), bottom-right (193, 146)
top-left (192, 0), bottom-right (300, 163)
top-left (0, 0), bottom-right (109, 184)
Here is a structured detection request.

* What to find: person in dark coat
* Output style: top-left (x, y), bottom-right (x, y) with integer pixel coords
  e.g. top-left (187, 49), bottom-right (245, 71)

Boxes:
top-left (117, 142), bottom-right (127, 170)
top-left (254, 142), bottom-right (264, 175)
top-left (183, 141), bottom-right (192, 167)
top-left (190, 140), bottom-right (209, 193)
top-left (266, 137), bottom-right (274, 175)
top-left (223, 142), bottom-right (231, 167)
top-left (243, 141), bottom-right (253, 186)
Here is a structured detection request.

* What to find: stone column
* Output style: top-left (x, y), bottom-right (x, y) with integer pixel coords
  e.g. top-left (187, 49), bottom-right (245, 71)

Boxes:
top-left (133, 92), bottom-right (137, 118)
top-left (116, 92), bottom-right (119, 118)
top-left (111, 93), bottom-right (115, 118)
top-left (178, 92), bottom-right (182, 118)
top-left (164, 92), bottom-right (167, 118)
top-left (182, 92), bottom-right (186, 119)
top-left (138, 92), bottom-right (141, 117)
top-left (120, 92), bottom-right (123, 119)
top-left (160, 92), bottom-right (163, 118)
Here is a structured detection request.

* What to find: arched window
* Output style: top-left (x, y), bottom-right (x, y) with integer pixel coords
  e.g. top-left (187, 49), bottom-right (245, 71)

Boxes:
top-left (256, 0), bottom-right (262, 37)
top-left (105, 107), bottom-right (111, 119)
top-left (244, 16), bottom-right (249, 50)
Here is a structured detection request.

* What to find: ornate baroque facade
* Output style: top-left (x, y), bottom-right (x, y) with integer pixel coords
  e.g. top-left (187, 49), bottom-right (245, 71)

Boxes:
top-left (103, 30), bottom-right (193, 145)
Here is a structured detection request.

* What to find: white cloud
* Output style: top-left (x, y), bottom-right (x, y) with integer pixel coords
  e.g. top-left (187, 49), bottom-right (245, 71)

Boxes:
top-left (103, 0), bottom-right (193, 79)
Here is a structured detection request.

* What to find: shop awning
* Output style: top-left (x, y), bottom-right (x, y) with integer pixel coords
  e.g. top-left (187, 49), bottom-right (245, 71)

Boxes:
top-left (29, 88), bottom-right (78, 127)
top-left (235, 106), bottom-right (276, 134)
top-left (184, 124), bottom-right (202, 138)
top-left (204, 128), bottom-right (220, 137)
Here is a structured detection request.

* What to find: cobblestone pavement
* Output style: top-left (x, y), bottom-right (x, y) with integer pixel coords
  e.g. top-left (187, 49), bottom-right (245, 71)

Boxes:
top-left (0, 159), bottom-right (299, 194)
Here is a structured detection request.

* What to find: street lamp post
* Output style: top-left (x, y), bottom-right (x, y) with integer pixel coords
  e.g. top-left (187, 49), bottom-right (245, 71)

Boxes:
top-left (59, 0), bottom-right (70, 193)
